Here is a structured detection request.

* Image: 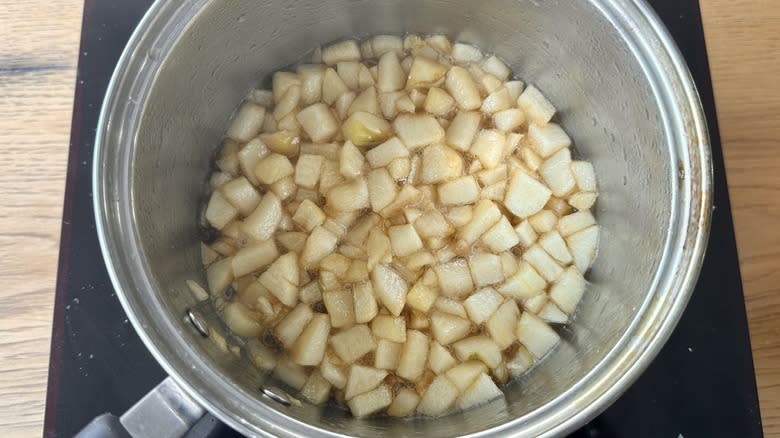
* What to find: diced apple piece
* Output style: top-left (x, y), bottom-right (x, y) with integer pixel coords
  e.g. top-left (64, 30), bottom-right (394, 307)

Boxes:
top-left (571, 161), bottom-right (597, 192)
top-left (387, 388), bottom-right (420, 417)
top-left (486, 300), bottom-right (519, 349)
top-left (516, 312), bottom-right (560, 358)
top-left (363, 168), bottom-right (397, 214)
top-left (469, 253), bottom-right (503, 287)
top-left (407, 56), bottom-right (448, 88)
top-left (342, 111), bottom-right (393, 147)
top-left (567, 225), bottom-right (599, 273)
top-left (348, 385), bottom-right (393, 417)
top-left (396, 330), bottom-right (430, 381)
top-left (300, 370), bottom-right (332, 404)
top-left (539, 231), bottom-right (573, 265)
top-left (330, 324), bottom-right (376, 363)
top-left (296, 64), bottom-right (324, 106)
top-left (387, 224), bottom-right (423, 257)
top-left (259, 130), bottom-right (300, 157)
top-left (321, 40), bottom-right (361, 65)
top-left (320, 352), bottom-right (347, 389)
top-left (254, 153), bottom-right (294, 186)
top-left (424, 87), bottom-right (455, 116)
top-left (366, 228), bottom-right (392, 270)
top-left (371, 264), bottom-right (408, 316)
top-left (392, 114), bottom-right (445, 151)
top-left (406, 280), bottom-right (438, 313)
top-left (433, 297), bottom-right (468, 319)
top-left (506, 346), bottom-right (534, 377)
top-left (417, 375), bottom-right (459, 416)
top-left (520, 146), bottom-right (543, 172)
top-left (337, 61), bottom-right (361, 91)
top-left (222, 301), bottom-right (261, 338)
top-left (245, 339), bottom-right (277, 371)
top-left (242, 192), bottom-right (282, 241)
top-left (227, 102), bottom-right (266, 142)
top-left (205, 191), bottom-right (238, 230)
top-left (558, 211), bottom-right (597, 238)
top-left (292, 199), bottom-right (326, 232)
top-left (319, 68), bottom-right (348, 105)
top-left (322, 289), bottom-right (355, 328)
top-left (569, 191), bottom-right (598, 211)
top-left (445, 66), bottom-right (481, 111)
top-left (464, 287), bottom-right (503, 325)
top-left (273, 84), bottom-right (301, 121)
top-left (498, 262), bottom-right (546, 299)
top-left (528, 123), bottom-right (571, 158)
top-left (549, 266), bottom-right (587, 314)
top-left (412, 210), bottom-right (452, 240)
top-left (326, 177), bottom-right (369, 211)
top-left (529, 210), bottom-right (557, 233)
top-left (344, 365), bottom-right (388, 400)
top-left (231, 240), bottom-right (279, 277)
top-left (346, 281), bottom-right (377, 324)
top-left (295, 103), bottom-right (338, 143)
top-left (446, 111), bottom-right (481, 152)
top-left (293, 154), bottom-right (323, 190)
top-left (452, 336), bottom-right (502, 369)
top-left (494, 108), bottom-right (526, 133)
top-left (367, 315), bottom-right (405, 344)
top-left (513, 220), bottom-right (537, 248)
top-left (539, 148), bottom-right (575, 197)
top-left (438, 175), bottom-right (480, 206)
top-left (320, 253), bottom-right (351, 277)
top-left (301, 225), bottom-right (338, 269)
top-left (504, 171), bottom-right (552, 218)
top-left (299, 281), bottom-right (322, 304)
top-left (523, 245), bottom-right (563, 282)
top-left (458, 372), bottom-right (504, 410)
top-left (277, 231), bottom-right (307, 253)
top-left (365, 137), bottom-right (408, 168)
top-left (481, 87), bottom-right (512, 114)
top-left (221, 177), bottom-right (261, 216)
top-left (517, 85), bottom-right (556, 127)
top-left (419, 144), bottom-right (463, 185)
top-left (376, 51), bottom-right (405, 92)
top-left (289, 311), bottom-right (330, 366)
top-left (523, 293), bottom-right (547, 314)
top-left (500, 252), bottom-right (519, 277)
top-left (458, 199), bottom-right (502, 245)
top-left (446, 205), bottom-right (473, 228)
top-left (444, 360), bottom-right (487, 393)
top-left (539, 301), bottom-right (569, 324)
top-left (546, 196), bottom-right (572, 217)
top-left (470, 129), bottom-right (506, 169)
top-left (349, 86), bottom-right (380, 116)
top-left (273, 356), bottom-right (309, 390)
top-left (428, 341), bottom-right (457, 375)
top-left (452, 42), bottom-right (483, 62)
top-left (434, 259), bottom-right (474, 298)
top-left (431, 311), bottom-right (471, 345)
top-left (481, 216), bottom-right (520, 252)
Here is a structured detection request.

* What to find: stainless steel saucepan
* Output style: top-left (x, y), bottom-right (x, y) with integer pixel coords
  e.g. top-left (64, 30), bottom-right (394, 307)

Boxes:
top-left (89, 0), bottom-right (712, 436)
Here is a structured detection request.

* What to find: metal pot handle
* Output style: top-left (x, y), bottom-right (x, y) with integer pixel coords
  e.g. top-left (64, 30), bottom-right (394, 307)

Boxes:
top-left (75, 377), bottom-right (207, 438)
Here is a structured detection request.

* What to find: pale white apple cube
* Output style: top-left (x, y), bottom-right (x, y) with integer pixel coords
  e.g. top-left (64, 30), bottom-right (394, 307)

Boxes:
top-left (446, 110), bottom-right (481, 151)
top-left (341, 111), bottom-right (393, 147)
top-left (470, 129), bottom-right (506, 169)
top-left (330, 324), bottom-right (376, 363)
top-left (221, 301), bottom-right (261, 338)
top-left (273, 85), bottom-right (301, 121)
top-left (417, 375), bottom-right (459, 417)
top-left (446, 205), bottom-right (473, 228)
top-left (321, 40), bottom-right (361, 65)
top-left (571, 161), bottom-right (597, 191)
top-left (371, 314), bottom-right (407, 343)
top-left (445, 66), bottom-right (482, 111)
top-left (300, 370), bottom-right (332, 404)
top-left (221, 177), bottom-right (261, 216)
top-left (520, 146), bottom-right (543, 172)
top-left (458, 200), bottom-right (502, 244)
top-left (434, 259), bottom-right (474, 298)
top-left (245, 339), bottom-right (277, 371)
top-left (523, 244), bottom-right (564, 282)
top-left (518, 85), bottom-right (556, 127)
top-left (523, 293), bottom-right (547, 314)
top-left (300, 225), bottom-right (338, 269)
top-left (227, 102), bottom-right (266, 142)
top-left (469, 253), bottom-right (503, 287)
top-left (370, 35), bottom-right (404, 57)
top-left (481, 87), bottom-right (513, 114)
top-left (387, 388), bottom-right (420, 417)
top-left (434, 297), bottom-right (468, 319)
top-left (231, 240), bottom-right (279, 278)
top-left (352, 281), bottom-right (378, 324)
top-left (529, 210), bottom-right (557, 233)
top-left (481, 216), bottom-right (521, 252)
top-left (428, 341), bottom-right (457, 374)
top-left (498, 262), bottom-right (547, 300)
top-left (549, 266), bottom-right (587, 314)
top-left (344, 364), bottom-right (388, 400)
top-left (291, 313), bottom-right (330, 366)
top-left (393, 113), bottom-right (445, 151)
top-left (376, 51), bottom-right (406, 92)
top-left (367, 168), bottom-right (398, 212)
top-left (538, 301), bottom-right (569, 324)
top-left (293, 154), bottom-right (323, 190)
top-left (558, 211), bottom-right (596, 237)
top-left (504, 171), bottom-right (552, 218)
top-left (396, 330), bottom-right (430, 381)
top-left (506, 346), bottom-right (535, 377)
top-left (464, 287), bottom-right (503, 324)
top-left (367, 228), bottom-right (392, 270)
top-left (319, 253), bottom-right (349, 278)
top-left (458, 372), bottom-right (504, 410)
top-left (407, 280), bottom-right (438, 313)
top-left (273, 356), bottom-right (309, 390)
top-left (504, 80), bottom-right (525, 101)
top-left (566, 225), bottom-right (599, 272)
top-left (486, 300), bottom-right (519, 349)
top-left (431, 311), bottom-right (471, 345)
top-left (540, 148), bottom-right (576, 197)
top-left (407, 56), bottom-right (448, 88)
top-left (452, 42), bottom-right (483, 62)
top-left (494, 108), bottom-right (526, 133)
top-left (421, 143), bottom-right (464, 184)
top-left (569, 191), bottom-right (598, 211)
top-left (322, 289), bottom-right (355, 328)
top-left (242, 192), bottom-right (282, 241)
top-left (374, 339), bottom-right (402, 370)
top-left (299, 280), bottom-right (322, 304)
top-left (254, 153), bottom-right (294, 186)
top-left (337, 61), bottom-right (361, 91)
top-left (327, 177), bottom-right (369, 211)
top-left (452, 336), bottom-right (502, 369)
top-left (366, 136), bottom-right (409, 168)
top-left (516, 312), bottom-right (560, 358)
top-left (320, 353), bottom-right (347, 389)
top-left (371, 264), bottom-right (408, 316)
top-left (539, 230), bottom-right (573, 265)
top-left (259, 130), bottom-right (300, 157)
top-left (438, 176), bottom-right (480, 206)
top-left (528, 123), bottom-right (572, 158)
top-left (296, 64), bottom-right (324, 106)
top-left (349, 86), bottom-right (379, 116)
top-left (424, 87), bottom-right (456, 116)
top-left (292, 199), bottom-right (326, 232)
top-left (205, 191), bottom-right (238, 230)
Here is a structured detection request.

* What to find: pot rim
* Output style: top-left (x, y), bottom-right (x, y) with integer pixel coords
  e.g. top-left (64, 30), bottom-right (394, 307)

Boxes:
top-left (93, 0), bottom-right (712, 436)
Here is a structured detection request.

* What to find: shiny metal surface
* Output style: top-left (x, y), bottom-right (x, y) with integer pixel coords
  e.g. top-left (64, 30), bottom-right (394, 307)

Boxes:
top-left (94, 0), bottom-right (712, 436)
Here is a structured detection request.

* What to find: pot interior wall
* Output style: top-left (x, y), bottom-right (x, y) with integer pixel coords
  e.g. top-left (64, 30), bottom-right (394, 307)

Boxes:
top-left (132, 0), bottom-right (671, 435)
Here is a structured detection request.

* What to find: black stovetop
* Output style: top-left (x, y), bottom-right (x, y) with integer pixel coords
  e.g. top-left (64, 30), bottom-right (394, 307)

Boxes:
top-left (44, 1), bottom-right (763, 437)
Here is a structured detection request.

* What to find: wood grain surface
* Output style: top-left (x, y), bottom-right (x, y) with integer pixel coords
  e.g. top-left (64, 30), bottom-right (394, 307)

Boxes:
top-left (0, 0), bottom-right (777, 436)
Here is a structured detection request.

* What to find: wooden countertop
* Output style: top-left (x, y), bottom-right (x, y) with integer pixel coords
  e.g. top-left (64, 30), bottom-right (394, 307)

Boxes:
top-left (0, 0), bottom-right (777, 436)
